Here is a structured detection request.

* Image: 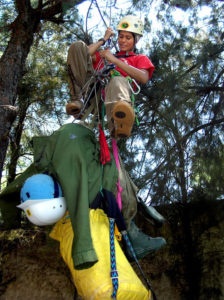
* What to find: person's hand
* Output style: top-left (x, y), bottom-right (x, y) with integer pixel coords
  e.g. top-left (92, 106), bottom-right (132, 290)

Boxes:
top-left (99, 49), bottom-right (116, 63)
top-left (104, 27), bottom-right (114, 41)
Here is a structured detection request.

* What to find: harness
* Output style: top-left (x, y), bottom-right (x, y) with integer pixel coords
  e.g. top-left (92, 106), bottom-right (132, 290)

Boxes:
top-left (76, 57), bottom-right (141, 133)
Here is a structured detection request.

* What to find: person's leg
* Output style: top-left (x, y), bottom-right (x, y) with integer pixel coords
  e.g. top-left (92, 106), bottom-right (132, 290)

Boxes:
top-left (118, 154), bottom-right (166, 261)
top-left (105, 76), bottom-right (135, 138)
top-left (137, 197), bottom-right (166, 227)
top-left (125, 221), bottom-right (166, 261)
top-left (66, 41), bottom-right (95, 116)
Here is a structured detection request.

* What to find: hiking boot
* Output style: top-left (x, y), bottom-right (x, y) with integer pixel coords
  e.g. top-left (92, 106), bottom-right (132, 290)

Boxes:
top-left (137, 198), bottom-right (166, 227)
top-left (112, 101), bottom-right (135, 138)
top-left (125, 221), bottom-right (166, 261)
top-left (66, 99), bottom-right (83, 116)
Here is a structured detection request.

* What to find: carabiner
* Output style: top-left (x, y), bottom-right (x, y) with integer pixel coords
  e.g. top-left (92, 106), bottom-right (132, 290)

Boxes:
top-left (128, 79), bottom-right (141, 95)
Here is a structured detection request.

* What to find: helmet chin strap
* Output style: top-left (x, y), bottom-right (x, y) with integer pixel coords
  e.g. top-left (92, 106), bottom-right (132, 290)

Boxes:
top-left (134, 34), bottom-right (141, 44)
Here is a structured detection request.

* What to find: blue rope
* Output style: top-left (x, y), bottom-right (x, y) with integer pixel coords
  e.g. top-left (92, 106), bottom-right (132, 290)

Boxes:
top-left (109, 218), bottom-right (119, 299)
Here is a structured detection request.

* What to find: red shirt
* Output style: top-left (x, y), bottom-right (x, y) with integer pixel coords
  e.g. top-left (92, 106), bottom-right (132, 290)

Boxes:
top-left (92, 51), bottom-right (155, 80)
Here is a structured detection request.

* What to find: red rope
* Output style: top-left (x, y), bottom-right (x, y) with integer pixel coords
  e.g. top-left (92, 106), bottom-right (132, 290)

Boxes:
top-left (99, 123), bottom-right (111, 165)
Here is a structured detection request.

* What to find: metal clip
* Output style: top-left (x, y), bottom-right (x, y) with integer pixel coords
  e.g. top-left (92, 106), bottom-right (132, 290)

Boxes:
top-left (128, 79), bottom-right (141, 95)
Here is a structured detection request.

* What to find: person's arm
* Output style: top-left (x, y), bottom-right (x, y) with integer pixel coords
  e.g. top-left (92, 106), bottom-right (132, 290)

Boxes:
top-left (88, 27), bottom-right (114, 56)
top-left (99, 49), bottom-right (149, 84)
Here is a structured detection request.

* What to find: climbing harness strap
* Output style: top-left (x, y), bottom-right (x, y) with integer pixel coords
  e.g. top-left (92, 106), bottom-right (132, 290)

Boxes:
top-left (91, 189), bottom-right (126, 299)
top-left (109, 218), bottom-right (119, 299)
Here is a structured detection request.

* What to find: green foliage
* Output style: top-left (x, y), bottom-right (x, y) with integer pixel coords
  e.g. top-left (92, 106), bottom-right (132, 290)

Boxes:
top-left (122, 0), bottom-right (224, 204)
top-left (1, 0), bottom-right (224, 205)
top-left (0, 0), bottom-right (16, 55)
top-left (1, 3), bottom-right (89, 185)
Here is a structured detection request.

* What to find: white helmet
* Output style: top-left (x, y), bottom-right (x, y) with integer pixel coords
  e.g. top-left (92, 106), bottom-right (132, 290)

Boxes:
top-left (117, 15), bottom-right (144, 37)
top-left (17, 174), bottom-right (66, 226)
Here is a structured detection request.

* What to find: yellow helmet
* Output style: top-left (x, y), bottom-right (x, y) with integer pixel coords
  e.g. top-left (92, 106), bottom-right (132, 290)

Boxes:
top-left (116, 15), bottom-right (144, 36)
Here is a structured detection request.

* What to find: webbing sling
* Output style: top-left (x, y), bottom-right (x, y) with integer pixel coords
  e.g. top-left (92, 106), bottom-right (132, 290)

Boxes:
top-left (109, 217), bottom-right (119, 299)
top-left (91, 189), bottom-right (126, 299)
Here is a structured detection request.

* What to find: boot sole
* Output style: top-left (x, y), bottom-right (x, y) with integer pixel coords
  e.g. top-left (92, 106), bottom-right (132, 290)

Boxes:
top-left (66, 102), bottom-right (82, 116)
top-left (112, 101), bottom-right (135, 138)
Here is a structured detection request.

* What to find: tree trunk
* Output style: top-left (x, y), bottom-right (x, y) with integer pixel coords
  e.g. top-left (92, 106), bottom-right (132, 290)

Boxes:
top-left (7, 97), bottom-right (30, 185)
top-left (0, 0), bottom-right (86, 188)
top-left (176, 140), bottom-right (188, 203)
top-left (0, 3), bottom-right (40, 187)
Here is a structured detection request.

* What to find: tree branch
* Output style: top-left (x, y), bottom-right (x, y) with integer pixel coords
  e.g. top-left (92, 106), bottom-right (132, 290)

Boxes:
top-left (142, 117), bottom-right (224, 188)
top-left (213, 69), bottom-right (224, 86)
top-left (183, 119), bottom-right (224, 144)
top-left (40, 1), bottom-right (63, 20)
top-left (38, 0), bottom-right (43, 9)
top-left (183, 48), bottom-right (224, 77)
top-left (15, 0), bottom-right (31, 14)
top-left (186, 86), bottom-right (224, 94)
top-left (40, 0), bottom-right (86, 21)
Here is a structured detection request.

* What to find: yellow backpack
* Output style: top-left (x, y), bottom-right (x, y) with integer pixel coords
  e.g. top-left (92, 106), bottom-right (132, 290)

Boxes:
top-left (50, 208), bottom-right (151, 300)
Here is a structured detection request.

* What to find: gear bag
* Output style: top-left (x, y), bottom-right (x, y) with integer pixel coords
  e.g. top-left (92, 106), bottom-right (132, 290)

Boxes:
top-left (50, 208), bottom-right (151, 299)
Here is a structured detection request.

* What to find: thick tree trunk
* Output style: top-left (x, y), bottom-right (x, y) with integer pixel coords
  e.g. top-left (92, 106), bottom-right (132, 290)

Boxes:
top-left (0, 0), bottom-right (86, 187)
top-left (0, 3), bottom-right (40, 187)
top-left (7, 97), bottom-right (29, 185)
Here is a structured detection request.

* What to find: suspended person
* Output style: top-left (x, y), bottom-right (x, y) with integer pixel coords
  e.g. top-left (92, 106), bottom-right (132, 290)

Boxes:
top-left (66, 15), bottom-right (155, 138)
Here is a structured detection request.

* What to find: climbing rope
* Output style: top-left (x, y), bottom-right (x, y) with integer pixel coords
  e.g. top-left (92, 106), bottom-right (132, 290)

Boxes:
top-left (86, 0), bottom-right (118, 52)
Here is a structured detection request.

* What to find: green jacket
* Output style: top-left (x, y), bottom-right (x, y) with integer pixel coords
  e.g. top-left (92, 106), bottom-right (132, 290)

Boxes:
top-left (1, 123), bottom-right (138, 269)
top-left (1, 124), bottom-right (118, 269)
top-left (34, 123), bottom-right (120, 269)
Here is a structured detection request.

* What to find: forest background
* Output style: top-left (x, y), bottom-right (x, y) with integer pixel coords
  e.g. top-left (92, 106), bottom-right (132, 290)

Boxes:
top-left (0, 1), bottom-right (224, 299)
top-left (0, 0), bottom-right (223, 209)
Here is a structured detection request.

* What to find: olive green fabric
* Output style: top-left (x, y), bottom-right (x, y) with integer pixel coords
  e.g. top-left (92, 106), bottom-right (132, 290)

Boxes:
top-left (33, 123), bottom-right (119, 269)
top-left (1, 164), bottom-right (39, 199)
top-left (0, 123), bottom-right (139, 269)
top-left (1, 123), bottom-right (118, 269)
top-left (0, 164), bottom-right (39, 229)
top-left (118, 155), bottom-right (138, 230)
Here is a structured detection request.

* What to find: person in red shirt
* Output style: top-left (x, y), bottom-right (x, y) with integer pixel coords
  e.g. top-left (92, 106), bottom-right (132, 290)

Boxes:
top-left (66, 15), bottom-right (155, 138)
